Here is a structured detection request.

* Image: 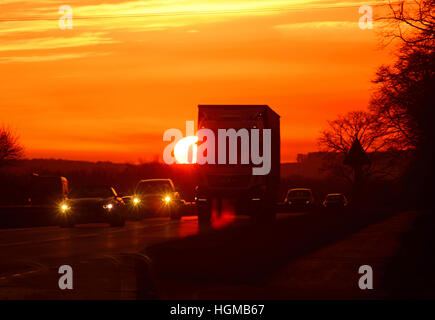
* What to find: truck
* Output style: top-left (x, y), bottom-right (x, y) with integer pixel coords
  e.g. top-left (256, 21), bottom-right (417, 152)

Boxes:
top-left (194, 105), bottom-right (280, 223)
top-left (0, 173), bottom-right (69, 228)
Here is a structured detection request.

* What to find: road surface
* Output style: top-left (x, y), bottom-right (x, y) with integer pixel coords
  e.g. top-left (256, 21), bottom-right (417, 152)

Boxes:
top-left (0, 208), bottom-right (405, 300)
top-left (0, 213), bottom-right (303, 299)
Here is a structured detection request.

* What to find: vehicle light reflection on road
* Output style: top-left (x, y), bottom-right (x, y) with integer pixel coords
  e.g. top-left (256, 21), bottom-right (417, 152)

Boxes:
top-left (178, 216), bottom-right (199, 238)
top-left (211, 199), bottom-right (235, 229)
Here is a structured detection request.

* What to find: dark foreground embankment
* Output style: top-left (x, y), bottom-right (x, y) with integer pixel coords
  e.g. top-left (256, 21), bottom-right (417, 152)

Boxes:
top-left (140, 207), bottom-right (397, 299)
top-left (383, 209), bottom-right (435, 299)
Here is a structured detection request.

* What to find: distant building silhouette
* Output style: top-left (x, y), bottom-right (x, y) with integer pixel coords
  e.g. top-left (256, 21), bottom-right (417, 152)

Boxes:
top-left (282, 152), bottom-right (329, 179)
top-left (282, 151), bottom-right (410, 180)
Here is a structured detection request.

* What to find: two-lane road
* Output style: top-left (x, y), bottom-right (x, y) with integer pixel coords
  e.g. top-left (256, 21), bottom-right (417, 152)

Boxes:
top-left (0, 213), bottom-right (304, 299)
top-left (0, 217), bottom-right (199, 276)
top-left (0, 216), bottom-right (201, 299)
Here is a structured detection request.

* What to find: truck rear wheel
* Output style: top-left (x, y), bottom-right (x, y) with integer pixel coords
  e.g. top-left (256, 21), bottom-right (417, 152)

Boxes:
top-left (170, 206), bottom-right (182, 220)
top-left (198, 202), bottom-right (212, 224)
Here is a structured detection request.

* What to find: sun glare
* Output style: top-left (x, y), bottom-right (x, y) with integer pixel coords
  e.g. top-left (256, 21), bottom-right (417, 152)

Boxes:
top-left (174, 136), bottom-right (198, 164)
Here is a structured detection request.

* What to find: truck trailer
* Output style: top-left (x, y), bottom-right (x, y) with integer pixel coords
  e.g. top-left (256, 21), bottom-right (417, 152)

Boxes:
top-left (194, 105), bottom-right (280, 223)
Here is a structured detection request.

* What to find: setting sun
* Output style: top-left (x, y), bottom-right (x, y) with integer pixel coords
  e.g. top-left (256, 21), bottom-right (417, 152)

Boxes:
top-left (174, 136), bottom-right (198, 164)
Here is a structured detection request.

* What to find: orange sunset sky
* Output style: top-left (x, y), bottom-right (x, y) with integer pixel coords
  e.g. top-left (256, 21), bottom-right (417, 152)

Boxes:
top-left (0, 0), bottom-right (395, 163)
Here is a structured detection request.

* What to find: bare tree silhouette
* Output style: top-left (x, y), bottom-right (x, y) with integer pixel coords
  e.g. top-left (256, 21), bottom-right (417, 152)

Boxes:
top-left (377, 0), bottom-right (435, 48)
top-left (318, 111), bottom-right (401, 183)
top-left (373, 0), bottom-right (434, 148)
top-left (370, 46), bottom-right (434, 149)
top-left (373, 1), bottom-right (434, 152)
top-left (0, 126), bottom-right (24, 168)
top-left (319, 111), bottom-right (393, 154)
top-left (373, 0), bottom-right (435, 209)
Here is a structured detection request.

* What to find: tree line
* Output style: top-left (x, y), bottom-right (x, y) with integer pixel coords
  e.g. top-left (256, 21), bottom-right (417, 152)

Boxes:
top-left (318, 0), bottom-right (434, 209)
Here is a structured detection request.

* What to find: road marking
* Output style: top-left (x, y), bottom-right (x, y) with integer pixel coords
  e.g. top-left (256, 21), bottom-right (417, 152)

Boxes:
top-left (0, 218), bottom-right (199, 249)
top-left (0, 260), bottom-right (49, 281)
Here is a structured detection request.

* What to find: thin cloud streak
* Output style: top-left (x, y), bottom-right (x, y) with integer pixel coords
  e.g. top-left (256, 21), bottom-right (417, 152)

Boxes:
top-left (0, 32), bottom-right (117, 52)
top-left (0, 51), bottom-right (111, 63)
top-left (0, 0), bottom-right (384, 60)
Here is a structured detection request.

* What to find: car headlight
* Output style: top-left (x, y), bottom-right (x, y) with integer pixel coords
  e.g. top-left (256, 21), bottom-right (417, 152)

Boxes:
top-left (132, 197), bottom-right (140, 205)
top-left (60, 203), bottom-right (70, 213)
top-left (103, 203), bottom-right (113, 210)
top-left (164, 195), bottom-right (171, 204)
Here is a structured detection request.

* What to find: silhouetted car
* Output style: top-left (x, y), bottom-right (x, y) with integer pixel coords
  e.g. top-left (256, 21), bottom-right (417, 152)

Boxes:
top-left (122, 195), bottom-right (143, 220)
top-left (323, 193), bottom-right (348, 209)
top-left (284, 188), bottom-right (315, 211)
top-left (131, 179), bottom-right (182, 220)
top-left (58, 186), bottom-right (126, 227)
